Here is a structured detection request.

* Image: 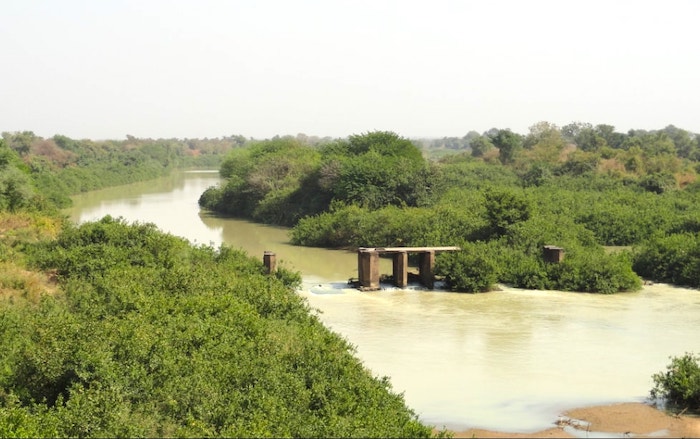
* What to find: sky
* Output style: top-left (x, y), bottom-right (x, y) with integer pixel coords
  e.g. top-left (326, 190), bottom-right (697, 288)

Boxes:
top-left (1, 0), bottom-right (699, 140)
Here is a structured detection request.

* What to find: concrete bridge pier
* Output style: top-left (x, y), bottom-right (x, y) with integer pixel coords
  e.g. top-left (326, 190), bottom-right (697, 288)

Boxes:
top-left (358, 248), bottom-right (380, 291)
top-left (357, 246), bottom-right (459, 291)
top-left (392, 252), bottom-right (408, 288)
top-left (418, 250), bottom-right (435, 289)
top-left (263, 251), bottom-right (277, 274)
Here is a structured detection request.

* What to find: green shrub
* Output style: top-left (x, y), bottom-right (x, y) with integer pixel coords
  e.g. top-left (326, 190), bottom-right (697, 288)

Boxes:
top-left (633, 233), bottom-right (700, 287)
top-left (3, 217), bottom-right (433, 438)
top-left (651, 353), bottom-right (700, 410)
top-left (435, 243), bottom-right (498, 293)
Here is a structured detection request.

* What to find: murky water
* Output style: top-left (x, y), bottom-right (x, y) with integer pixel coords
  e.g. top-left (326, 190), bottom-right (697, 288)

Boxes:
top-left (65, 171), bottom-right (700, 432)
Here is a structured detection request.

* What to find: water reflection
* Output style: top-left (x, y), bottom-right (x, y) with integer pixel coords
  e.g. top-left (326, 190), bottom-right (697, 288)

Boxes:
top-left (66, 171), bottom-right (700, 433)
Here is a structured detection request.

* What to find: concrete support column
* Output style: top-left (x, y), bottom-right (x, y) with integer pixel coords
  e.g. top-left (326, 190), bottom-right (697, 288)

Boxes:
top-left (393, 251), bottom-right (408, 288)
top-left (418, 251), bottom-right (435, 289)
top-left (358, 249), bottom-right (380, 291)
top-left (263, 251), bottom-right (277, 274)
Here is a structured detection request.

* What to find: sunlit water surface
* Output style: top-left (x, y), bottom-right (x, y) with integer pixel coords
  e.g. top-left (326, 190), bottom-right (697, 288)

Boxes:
top-left (65, 171), bottom-right (700, 432)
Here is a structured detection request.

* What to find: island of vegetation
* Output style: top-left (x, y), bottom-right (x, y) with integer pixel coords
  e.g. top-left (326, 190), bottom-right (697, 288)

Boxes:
top-left (199, 123), bottom-right (700, 294)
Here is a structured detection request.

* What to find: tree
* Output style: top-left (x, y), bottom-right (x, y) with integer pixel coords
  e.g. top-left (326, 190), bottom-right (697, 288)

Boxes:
top-left (562, 122), bottom-right (608, 151)
top-left (484, 188), bottom-right (531, 236)
top-left (0, 167), bottom-right (35, 211)
top-left (469, 135), bottom-right (494, 157)
top-left (435, 243), bottom-right (498, 292)
top-left (522, 121), bottom-right (566, 163)
top-left (639, 171), bottom-right (677, 194)
top-left (346, 131), bottom-right (424, 163)
top-left (2, 131), bottom-right (38, 156)
top-left (595, 124), bottom-right (626, 149)
top-left (489, 129), bottom-right (522, 165)
top-left (573, 124), bottom-right (607, 152)
top-left (662, 125), bottom-right (698, 159)
top-left (651, 352), bottom-right (700, 410)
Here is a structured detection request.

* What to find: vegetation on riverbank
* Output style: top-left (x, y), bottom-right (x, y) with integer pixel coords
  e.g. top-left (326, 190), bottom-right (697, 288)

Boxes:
top-left (651, 353), bottom-right (700, 412)
top-left (0, 135), bottom-right (441, 437)
top-left (0, 217), bottom-right (433, 437)
top-left (200, 123), bottom-right (700, 292)
top-left (2, 131), bottom-right (244, 208)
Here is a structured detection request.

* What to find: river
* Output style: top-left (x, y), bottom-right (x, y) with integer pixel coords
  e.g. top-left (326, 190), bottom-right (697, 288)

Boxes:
top-left (65, 170), bottom-right (700, 433)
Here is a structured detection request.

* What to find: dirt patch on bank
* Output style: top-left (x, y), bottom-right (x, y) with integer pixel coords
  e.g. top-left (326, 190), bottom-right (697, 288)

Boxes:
top-left (445, 402), bottom-right (700, 438)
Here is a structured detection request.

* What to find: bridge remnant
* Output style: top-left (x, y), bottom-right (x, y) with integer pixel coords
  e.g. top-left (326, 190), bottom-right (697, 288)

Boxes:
top-left (357, 246), bottom-right (460, 291)
top-left (543, 245), bottom-right (565, 263)
top-left (263, 250), bottom-right (277, 273)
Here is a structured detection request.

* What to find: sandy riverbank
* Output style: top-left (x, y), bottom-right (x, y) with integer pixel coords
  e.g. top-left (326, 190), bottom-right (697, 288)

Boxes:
top-left (443, 402), bottom-right (700, 438)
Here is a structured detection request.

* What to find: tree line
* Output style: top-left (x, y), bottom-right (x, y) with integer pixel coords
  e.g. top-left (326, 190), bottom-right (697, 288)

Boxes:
top-left (1, 131), bottom-right (246, 209)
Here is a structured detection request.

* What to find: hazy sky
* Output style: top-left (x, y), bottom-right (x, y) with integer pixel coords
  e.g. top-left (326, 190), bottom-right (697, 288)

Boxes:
top-left (2, 0), bottom-right (699, 140)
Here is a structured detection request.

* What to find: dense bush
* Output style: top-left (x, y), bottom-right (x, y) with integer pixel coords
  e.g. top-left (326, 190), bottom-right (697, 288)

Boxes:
top-left (0, 217), bottom-right (433, 437)
top-left (291, 203), bottom-right (485, 249)
top-left (435, 242), bottom-right (498, 292)
top-left (632, 233), bottom-right (700, 287)
top-left (200, 132), bottom-right (441, 226)
top-left (651, 353), bottom-right (700, 411)
top-left (0, 140), bottom-right (38, 212)
top-left (549, 250), bottom-right (641, 293)
top-left (200, 137), bottom-right (325, 225)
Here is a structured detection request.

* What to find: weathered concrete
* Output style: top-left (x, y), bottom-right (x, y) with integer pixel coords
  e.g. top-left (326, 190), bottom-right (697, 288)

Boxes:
top-left (369, 246), bottom-right (461, 253)
top-left (543, 245), bottom-right (565, 263)
top-left (393, 252), bottom-right (408, 288)
top-left (418, 251), bottom-right (435, 289)
top-left (358, 248), bottom-right (380, 291)
top-left (357, 246), bottom-right (459, 291)
top-left (263, 251), bottom-right (277, 274)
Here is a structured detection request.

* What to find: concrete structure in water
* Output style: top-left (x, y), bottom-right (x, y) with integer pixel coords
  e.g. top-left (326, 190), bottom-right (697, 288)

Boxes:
top-left (543, 245), bottom-right (565, 263)
top-left (263, 251), bottom-right (277, 274)
top-left (357, 246), bottom-right (461, 291)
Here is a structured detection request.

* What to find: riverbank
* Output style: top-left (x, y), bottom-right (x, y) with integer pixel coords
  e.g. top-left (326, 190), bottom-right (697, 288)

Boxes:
top-left (445, 402), bottom-right (700, 438)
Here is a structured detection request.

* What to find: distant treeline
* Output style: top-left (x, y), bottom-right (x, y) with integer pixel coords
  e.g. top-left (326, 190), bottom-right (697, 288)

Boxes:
top-left (199, 122), bottom-right (700, 292)
top-left (416, 122), bottom-right (700, 162)
top-left (1, 131), bottom-right (246, 209)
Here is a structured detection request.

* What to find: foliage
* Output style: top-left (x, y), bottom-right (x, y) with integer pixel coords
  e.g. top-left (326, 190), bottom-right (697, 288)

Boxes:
top-left (0, 140), bottom-right (38, 212)
top-left (200, 132), bottom-right (438, 225)
top-left (489, 128), bottom-right (522, 165)
top-left (291, 203), bottom-right (484, 249)
top-left (0, 217), bottom-right (434, 437)
top-left (468, 135), bottom-right (494, 158)
top-left (483, 188), bottom-right (531, 237)
top-left (632, 233), bottom-right (700, 287)
top-left (549, 250), bottom-right (641, 293)
top-left (650, 353), bottom-right (700, 410)
top-left (200, 137), bottom-right (325, 225)
top-left (1, 132), bottom-right (239, 210)
top-left (435, 242), bottom-right (498, 292)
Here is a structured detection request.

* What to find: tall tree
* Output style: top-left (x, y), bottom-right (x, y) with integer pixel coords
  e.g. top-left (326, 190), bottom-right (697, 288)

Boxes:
top-left (470, 135), bottom-right (494, 157)
top-left (522, 122), bottom-right (566, 164)
top-left (489, 129), bottom-right (522, 165)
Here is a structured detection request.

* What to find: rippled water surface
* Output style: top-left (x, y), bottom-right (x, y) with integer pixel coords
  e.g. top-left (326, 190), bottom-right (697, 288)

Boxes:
top-left (66, 171), bottom-right (700, 432)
